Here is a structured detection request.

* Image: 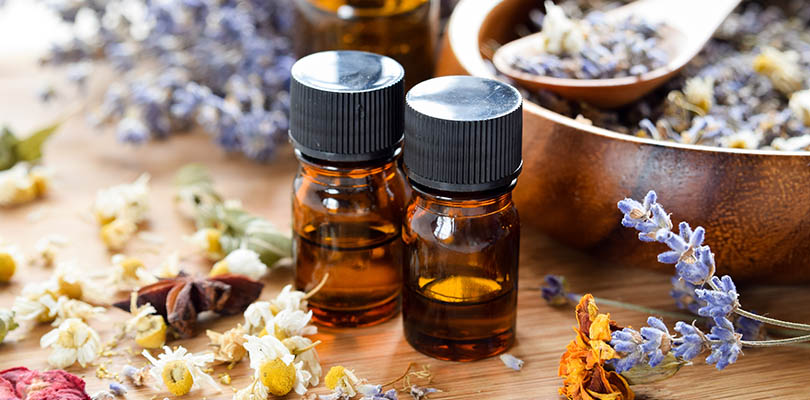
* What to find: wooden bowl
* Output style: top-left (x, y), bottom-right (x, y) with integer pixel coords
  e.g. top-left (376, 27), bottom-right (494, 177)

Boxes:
top-left (437, 0), bottom-right (810, 283)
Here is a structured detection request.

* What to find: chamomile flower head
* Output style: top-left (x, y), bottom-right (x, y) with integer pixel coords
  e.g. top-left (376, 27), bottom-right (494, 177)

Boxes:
top-left (51, 297), bottom-right (106, 326)
top-left (207, 324), bottom-right (248, 364)
top-left (40, 318), bottom-right (101, 368)
top-left (12, 282), bottom-right (60, 322)
top-left (282, 335), bottom-right (322, 387)
top-left (110, 254), bottom-right (157, 290)
top-left (189, 228), bottom-right (224, 261)
top-left (243, 334), bottom-right (311, 396)
top-left (210, 248), bottom-right (267, 280)
top-left (789, 89), bottom-right (810, 127)
top-left (271, 284), bottom-right (308, 313)
top-left (93, 173), bottom-right (151, 225)
top-left (265, 309), bottom-right (317, 339)
top-left (0, 244), bottom-right (23, 282)
top-left (124, 292), bottom-right (167, 349)
top-left (142, 346), bottom-right (220, 396)
top-left (0, 309), bottom-right (18, 343)
top-left (753, 46), bottom-right (802, 94)
top-left (0, 163), bottom-right (49, 206)
top-left (324, 366), bottom-right (361, 398)
top-left (100, 218), bottom-right (138, 250)
top-left (244, 301), bottom-right (275, 335)
top-left (683, 76), bottom-right (714, 113)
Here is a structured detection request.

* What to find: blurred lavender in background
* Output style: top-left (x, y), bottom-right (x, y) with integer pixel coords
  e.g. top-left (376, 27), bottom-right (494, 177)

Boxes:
top-left (35, 0), bottom-right (296, 161)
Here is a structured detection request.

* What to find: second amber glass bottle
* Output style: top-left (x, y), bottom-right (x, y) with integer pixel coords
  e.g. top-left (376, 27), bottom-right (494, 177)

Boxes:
top-left (289, 51), bottom-right (409, 327)
top-left (401, 76), bottom-right (523, 361)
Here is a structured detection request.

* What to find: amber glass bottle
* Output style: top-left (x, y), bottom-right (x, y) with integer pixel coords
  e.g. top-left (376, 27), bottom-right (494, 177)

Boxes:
top-left (401, 76), bottom-right (523, 361)
top-left (289, 51), bottom-right (409, 327)
top-left (292, 0), bottom-right (439, 89)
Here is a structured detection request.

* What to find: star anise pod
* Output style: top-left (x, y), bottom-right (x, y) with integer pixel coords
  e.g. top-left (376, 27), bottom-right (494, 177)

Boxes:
top-left (114, 272), bottom-right (263, 338)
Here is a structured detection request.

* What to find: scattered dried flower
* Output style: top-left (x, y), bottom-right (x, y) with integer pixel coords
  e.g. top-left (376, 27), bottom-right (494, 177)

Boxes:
top-left (123, 292), bottom-right (167, 349)
top-left (207, 325), bottom-right (248, 364)
top-left (323, 366), bottom-right (361, 399)
top-left (558, 294), bottom-right (632, 400)
top-left (31, 234), bottom-right (68, 267)
top-left (789, 89), bottom-right (810, 127)
top-left (237, 334), bottom-right (312, 397)
top-left (683, 76), bottom-right (715, 113)
top-left (210, 248), bottom-right (268, 280)
top-left (40, 318), bottom-right (102, 368)
top-left (121, 365), bottom-right (149, 387)
top-left (142, 346), bottom-right (219, 396)
top-left (109, 255), bottom-right (157, 291)
top-left (499, 353), bottom-right (524, 371)
top-left (93, 174), bottom-right (150, 250)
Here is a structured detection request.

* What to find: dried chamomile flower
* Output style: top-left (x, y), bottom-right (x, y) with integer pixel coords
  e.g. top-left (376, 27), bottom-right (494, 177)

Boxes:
top-left (122, 364), bottom-right (149, 387)
top-left (124, 292), bottom-right (166, 349)
top-left (31, 234), bottom-right (67, 267)
top-left (540, 1), bottom-right (586, 55)
top-left (12, 282), bottom-right (61, 322)
top-left (282, 335), bottom-right (322, 387)
top-left (189, 228), bottom-right (225, 261)
top-left (210, 248), bottom-right (268, 280)
top-left (261, 309), bottom-right (318, 340)
top-left (753, 47), bottom-right (803, 95)
top-left (51, 297), bottom-right (106, 326)
top-left (244, 284), bottom-right (315, 335)
top-left (500, 353), bottom-right (524, 371)
top-left (244, 302), bottom-right (275, 336)
top-left (0, 309), bottom-right (18, 343)
top-left (718, 129), bottom-right (762, 150)
top-left (93, 174), bottom-right (150, 250)
top-left (324, 366), bottom-right (361, 398)
top-left (0, 244), bottom-right (23, 282)
top-left (683, 76), bottom-right (715, 114)
top-left (40, 318), bottom-right (101, 368)
top-left (0, 163), bottom-right (50, 206)
top-left (207, 324), bottom-right (248, 364)
top-left (109, 254), bottom-right (157, 290)
top-left (771, 135), bottom-right (810, 152)
top-left (142, 346), bottom-right (220, 396)
top-left (237, 334), bottom-right (312, 397)
top-left (789, 89), bottom-right (810, 127)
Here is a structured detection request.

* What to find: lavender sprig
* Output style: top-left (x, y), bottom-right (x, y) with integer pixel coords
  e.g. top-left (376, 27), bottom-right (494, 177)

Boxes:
top-left (609, 190), bottom-right (810, 373)
top-left (36, 0), bottom-right (295, 162)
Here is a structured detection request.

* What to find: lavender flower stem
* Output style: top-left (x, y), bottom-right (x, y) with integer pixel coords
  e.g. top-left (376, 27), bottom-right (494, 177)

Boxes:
top-left (706, 279), bottom-right (810, 332)
top-left (741, 334), bottom-right (810, 347)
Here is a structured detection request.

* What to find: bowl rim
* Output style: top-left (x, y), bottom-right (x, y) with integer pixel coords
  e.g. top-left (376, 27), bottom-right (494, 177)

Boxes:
top-left (448, 0), bottom-right (810, 158)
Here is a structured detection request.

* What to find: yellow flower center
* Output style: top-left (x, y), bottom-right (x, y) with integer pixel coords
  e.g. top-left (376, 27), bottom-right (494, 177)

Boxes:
top-left (205, 229), bottom-right (222, 255)
top-left (259, 358), bottom-right (296, 396)
top-left (56, 329), bottom-right (78, 348)
top-left (120, 258), bottom-right (145, 279)
top-left (135, 316), bottom-right (167, 349)
top-left (325, 366), bottom-right (346, 390)
top-left (209, 260), bottom-right (229, 277)
top-left (57, 277), bottom-right (83, 299)
top-left (162, 360), bottom-right (194, 396)
top-left (0, 253), bottom-right (16, 282)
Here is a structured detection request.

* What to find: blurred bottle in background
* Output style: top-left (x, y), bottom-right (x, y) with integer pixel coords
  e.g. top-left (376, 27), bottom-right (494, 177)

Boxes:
top-left (293, 0), bottom-right (439, 90)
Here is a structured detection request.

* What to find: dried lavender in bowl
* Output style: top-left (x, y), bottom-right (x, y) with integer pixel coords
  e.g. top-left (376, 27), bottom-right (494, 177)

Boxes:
top-left (510, 1), bottom-right (668, 79)
top-left (502, 0), bottom-right (810, 151)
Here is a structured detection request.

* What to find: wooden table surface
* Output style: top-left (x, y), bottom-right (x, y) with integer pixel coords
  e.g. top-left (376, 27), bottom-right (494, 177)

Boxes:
top-left (2, 52), bottom-right (810, 400)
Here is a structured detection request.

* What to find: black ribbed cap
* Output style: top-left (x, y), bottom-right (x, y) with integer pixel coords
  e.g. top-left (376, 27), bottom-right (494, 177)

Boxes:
top-left (404, 76), bottom-right (523, 193)
top-left (289, 51), bottom-right (405, 162)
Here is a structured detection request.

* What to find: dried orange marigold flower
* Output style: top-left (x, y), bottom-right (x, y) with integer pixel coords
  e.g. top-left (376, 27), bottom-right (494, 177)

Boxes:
top-left (558, 294), bottom-right (633, 400)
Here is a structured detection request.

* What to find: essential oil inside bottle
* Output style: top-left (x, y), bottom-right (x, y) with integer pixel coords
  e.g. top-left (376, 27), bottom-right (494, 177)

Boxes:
top-left (289, 51), bottom-right (409, 327)
top-left (292, 0), bottom-right (438, 90)
top-left (401, 76), bottom-right (523, 360)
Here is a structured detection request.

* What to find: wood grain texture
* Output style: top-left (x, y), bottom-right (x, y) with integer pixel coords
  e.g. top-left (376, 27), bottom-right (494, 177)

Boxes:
top-left (440, 0), bottom-right (810, 283)
top-left (1, 51), bottom-right (809, 400)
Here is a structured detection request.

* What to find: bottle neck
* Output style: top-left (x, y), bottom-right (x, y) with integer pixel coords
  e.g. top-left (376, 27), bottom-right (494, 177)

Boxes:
top-left (411, 181), bottom-right (514, 216)
top-left (296, 149), bottom-right (401, 186)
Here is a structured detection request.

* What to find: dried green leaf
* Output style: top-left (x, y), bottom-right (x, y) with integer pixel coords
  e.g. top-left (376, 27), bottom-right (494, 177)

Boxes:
top-left (15, 121), bottom-right (61, 163)
top-left (0, 127), bottom-right (19, 171)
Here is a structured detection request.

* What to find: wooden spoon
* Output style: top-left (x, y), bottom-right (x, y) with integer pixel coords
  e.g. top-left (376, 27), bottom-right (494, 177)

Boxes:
top-left (492, 0), bottom-right (741, 108)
